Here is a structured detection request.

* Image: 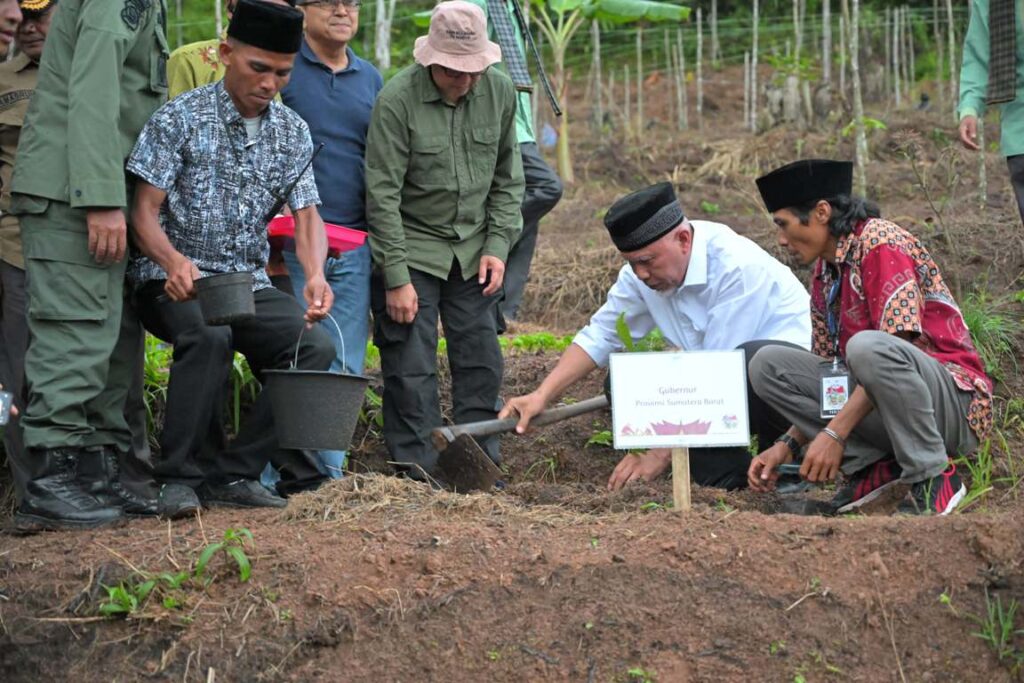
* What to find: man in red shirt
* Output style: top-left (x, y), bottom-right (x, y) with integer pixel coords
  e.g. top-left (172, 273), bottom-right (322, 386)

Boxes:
top-left (747, 159), bottom-right (992, 516)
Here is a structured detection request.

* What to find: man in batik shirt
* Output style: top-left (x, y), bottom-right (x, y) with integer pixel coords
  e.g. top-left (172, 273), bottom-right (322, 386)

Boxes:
top-left (127, 0), bottom-right (334, 514)
top-left (747, 159), bottom-right (993, 516)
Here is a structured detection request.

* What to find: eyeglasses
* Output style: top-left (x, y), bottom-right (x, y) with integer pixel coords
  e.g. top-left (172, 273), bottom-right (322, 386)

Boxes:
top-left (302, 0), bottom-right (361, 10)
top-left (439, 65), bottom-right (487, 79)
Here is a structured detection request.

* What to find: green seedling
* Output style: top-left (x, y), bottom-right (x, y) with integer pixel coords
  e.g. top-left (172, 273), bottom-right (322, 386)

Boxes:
top-left (627, 666), bottom-right (655, 682)
top-left (586, 430), bottom-right (613, 448)
top-left (970, 590), bottom-right (1024, 666)
top-left (487, 650), bottom-right (501, 662)
top-left (524, 455), bottom-right (558, 483)
top-left (640, 501), bottom-right (664, 512)
top-left (98, 579), bottom-right (155, 617)
top-left (589, 537), bottom-right (600, 549)
top-left (699, 200), bottom-right (720, 215)
top-left (195, 527), bottom-right (255, 583)
top-left (769, 640), bottom-right (787, 656)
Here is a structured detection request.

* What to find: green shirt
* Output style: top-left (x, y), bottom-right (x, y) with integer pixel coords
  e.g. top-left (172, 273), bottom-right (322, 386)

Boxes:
top-left (467, 0), bottom-right (535, 143)
top-left (960, 0), bottom-right (1024, 156)
top-left (11, 0), bottom-right (169, 210)
top-left (365, 63), bottom-right (524, 289)
top-left (167, 37), bottom-right (224, 99)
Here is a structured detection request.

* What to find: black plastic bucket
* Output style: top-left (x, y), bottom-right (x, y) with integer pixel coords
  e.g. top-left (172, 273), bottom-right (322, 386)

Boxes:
top-left (194, 272), bottom-right (255, 325)
top-left (264, 315), bottom-right (369, 451)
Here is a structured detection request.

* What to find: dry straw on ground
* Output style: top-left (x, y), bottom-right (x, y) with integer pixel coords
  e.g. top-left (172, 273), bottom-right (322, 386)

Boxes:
top-left (280, 474), bottom-right (596, 527)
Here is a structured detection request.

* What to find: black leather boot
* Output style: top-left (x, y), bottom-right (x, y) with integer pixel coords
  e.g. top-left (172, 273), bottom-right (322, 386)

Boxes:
top-left (78, 447), bottom-right (159, 517)
top-left (14, 448), bottom-right (124, 531)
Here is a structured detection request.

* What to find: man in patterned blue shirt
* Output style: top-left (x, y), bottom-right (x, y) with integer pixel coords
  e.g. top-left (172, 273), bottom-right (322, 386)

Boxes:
top-left (126, 0), bottom-right (335, 514)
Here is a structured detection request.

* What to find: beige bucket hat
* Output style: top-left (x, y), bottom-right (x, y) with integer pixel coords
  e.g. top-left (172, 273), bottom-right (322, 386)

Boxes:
top-left (413, 1), bottom-right (502, 73)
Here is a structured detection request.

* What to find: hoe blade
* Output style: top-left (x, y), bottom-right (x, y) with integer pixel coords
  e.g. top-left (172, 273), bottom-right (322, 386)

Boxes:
top-left (436, 434), bottom-right (503, 493)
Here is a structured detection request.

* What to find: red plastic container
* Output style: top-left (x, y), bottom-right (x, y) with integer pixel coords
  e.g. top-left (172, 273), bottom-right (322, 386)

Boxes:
top-left (267, 215), bottom-right (367, 258)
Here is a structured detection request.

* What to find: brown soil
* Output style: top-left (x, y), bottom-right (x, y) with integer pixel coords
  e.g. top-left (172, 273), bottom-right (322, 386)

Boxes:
top-left (3, 64), bottom-right (1024, 682)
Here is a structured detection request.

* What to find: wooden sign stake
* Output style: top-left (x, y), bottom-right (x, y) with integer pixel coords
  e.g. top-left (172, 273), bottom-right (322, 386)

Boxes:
top-left (671, 447), bottom-right (691, 512)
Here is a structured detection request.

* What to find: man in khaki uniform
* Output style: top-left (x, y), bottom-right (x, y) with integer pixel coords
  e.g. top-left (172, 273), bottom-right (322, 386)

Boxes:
top-left (9, 0), bottom-right (168, 530)
top-left (0, 0), bottom-right (53, 506)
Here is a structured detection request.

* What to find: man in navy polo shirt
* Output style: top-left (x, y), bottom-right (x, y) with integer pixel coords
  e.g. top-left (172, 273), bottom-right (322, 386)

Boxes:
top-left (282, 0), bottom-right (382, 478)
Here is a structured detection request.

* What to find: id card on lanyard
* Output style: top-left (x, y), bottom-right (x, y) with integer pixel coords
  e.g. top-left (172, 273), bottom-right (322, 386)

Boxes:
top-left (820, 265), bottom-right (850, 419)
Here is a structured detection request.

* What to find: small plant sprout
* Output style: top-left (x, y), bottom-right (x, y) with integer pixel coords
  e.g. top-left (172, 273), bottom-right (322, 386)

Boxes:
top-left (586, 430), bottom-right (613, 448)
top-left (195, 527), bottom-right (255, 583)
top-left (627, 666), bottom-right (655, 682)
top-left (769, 640), bottom-right (787, 656)
top-left (698, 199), bottom-right (721, 215)
top-left (487, 650), bottom-right (501, 662)
top-left (590, 536), bottom-right (600, 549)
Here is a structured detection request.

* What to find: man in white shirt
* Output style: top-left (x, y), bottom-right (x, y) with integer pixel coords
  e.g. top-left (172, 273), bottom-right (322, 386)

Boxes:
top-left (500, 182), bottom-right (811, 490)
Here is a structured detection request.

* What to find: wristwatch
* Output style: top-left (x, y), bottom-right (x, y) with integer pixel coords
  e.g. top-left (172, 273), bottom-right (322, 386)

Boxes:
top-left (773, 433), bottom-right (800, 457)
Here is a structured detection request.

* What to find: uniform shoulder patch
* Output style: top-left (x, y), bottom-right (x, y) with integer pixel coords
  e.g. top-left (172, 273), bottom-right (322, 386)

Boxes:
top-left (121, 0), bottom-right (150, 30)
top-left (0, 89), bottom-right (32, 112)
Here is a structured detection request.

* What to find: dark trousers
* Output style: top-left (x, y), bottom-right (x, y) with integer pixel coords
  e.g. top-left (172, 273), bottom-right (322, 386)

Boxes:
top-left (500, 142), bottom-right (563, 322)
top-left (371, 264), bottom-right (503, 477)
top-left (136, 283), bottom-right (333, 493)
top-left (605, 339), bottom-right (801, 490)
top-left (1007, 154), bottom-right (1024, 226)
top-left (0, 261), bottom-right (32, 498)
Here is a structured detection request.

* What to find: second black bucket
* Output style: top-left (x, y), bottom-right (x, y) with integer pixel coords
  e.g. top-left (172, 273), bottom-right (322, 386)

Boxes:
top-left (264, 369), bottom-right (369, 451)
top-left (194, 272), bottom-right (255, 325)
top-left (264, 315), bottom-right (369, 451)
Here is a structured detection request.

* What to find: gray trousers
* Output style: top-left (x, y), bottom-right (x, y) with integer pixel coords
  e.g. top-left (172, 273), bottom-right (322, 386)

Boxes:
top-left (1007, 154), bottom-right (1024, 227)
top-left (371, 263), bottom-right (503, 477)
top-left (749, 330), bottom-right (978, 484)
top-left (500, 142), bottom-right (563, 322)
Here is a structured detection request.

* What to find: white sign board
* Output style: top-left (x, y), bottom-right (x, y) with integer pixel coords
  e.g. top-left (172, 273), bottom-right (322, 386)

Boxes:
top-left (609, 350), bottom-right (750, 449)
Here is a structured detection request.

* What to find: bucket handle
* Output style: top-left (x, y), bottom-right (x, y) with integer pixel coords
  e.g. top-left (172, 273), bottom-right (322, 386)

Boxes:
top-left (291, 312), bottom-right (350, 374)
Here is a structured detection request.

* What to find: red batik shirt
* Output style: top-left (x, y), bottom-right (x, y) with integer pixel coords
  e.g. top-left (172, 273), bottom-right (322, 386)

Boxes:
top-left (809, 218), bottom-right (993, 440)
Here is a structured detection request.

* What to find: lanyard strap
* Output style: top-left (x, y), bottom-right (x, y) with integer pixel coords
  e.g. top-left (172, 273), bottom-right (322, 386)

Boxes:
top-left (825, 263), bottom-right (842, 361)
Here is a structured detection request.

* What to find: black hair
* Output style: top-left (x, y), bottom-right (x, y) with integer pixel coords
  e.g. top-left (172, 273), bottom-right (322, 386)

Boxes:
top-left (788, 194), bottom-right (881, 237)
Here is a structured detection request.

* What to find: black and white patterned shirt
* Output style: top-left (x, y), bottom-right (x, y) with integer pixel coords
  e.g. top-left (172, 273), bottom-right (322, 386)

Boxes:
top-left (127, 80), bottom-right (320, 290)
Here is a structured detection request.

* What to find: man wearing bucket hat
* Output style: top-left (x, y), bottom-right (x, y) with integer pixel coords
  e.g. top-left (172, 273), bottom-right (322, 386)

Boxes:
top-left (500, 182), bottom-right (812, 492)
top-left (747, 160), bottom-right (992, 516)
top-left (127, 0), bottom-right (335, 514)
top-left (365, 0), bottom-right (524, 480)
top-left (8, 0), bottom-right (168, 530)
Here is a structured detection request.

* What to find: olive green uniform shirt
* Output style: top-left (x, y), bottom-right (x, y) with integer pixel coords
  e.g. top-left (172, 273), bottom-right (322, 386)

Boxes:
top-left (0, 53), bottom-right (37, 268)
top-left (365, 64), bottom-right (524, 289)
top-left (11, 0), bottom-right (170, 210)
top-left (167, 35), bottom-right (224, 99)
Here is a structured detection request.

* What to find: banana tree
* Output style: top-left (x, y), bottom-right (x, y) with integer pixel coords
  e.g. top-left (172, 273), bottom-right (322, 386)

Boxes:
top-left (531, 0), bottom-right (690, 184)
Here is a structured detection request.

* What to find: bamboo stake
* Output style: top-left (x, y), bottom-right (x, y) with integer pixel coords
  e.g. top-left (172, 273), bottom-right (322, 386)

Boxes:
top-left (751, 0), bottom-right (759, 131)
top-left (214, 0), bottom-right (222, 37)
top-left (847, 0), bottom-right (868, 194)
top-left (945, 0), bottom-right (957, 121)
top-left (592, 20), bottom-right (603, 130)
top-left (907, 6), bottom-right (916, 98)
top-left (934, 0), bottom-right (945, 114)
top-left (901, 6), bottom-right (911, 101)
top-left (711, 0), bottom-right (720, 67)
top-left (744, 51), bottom-right (751, 129)
top-left (636, 26), bottom-right (644, 132)
top-left (893, 6), bottom-right (902, 107)
top-left (696, 8), bottom-right (703, 131)
top-left (839, 13), bottom-right (847, 98)
top-left (978, 117), bottom-right (987, 211)
top-left (678, 30), bottom-right (689, 130)
top-left (664, 29), bottom-right (673, 128)
top-left (884, 7), bottom-right (892, 98)
top-left (624, 64), bottom-right (631, 136)
top-left (822, 0), bottom-right (832, 84)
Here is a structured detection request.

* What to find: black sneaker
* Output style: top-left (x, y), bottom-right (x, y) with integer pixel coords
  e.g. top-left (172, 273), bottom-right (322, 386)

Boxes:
top-left (834, 457), bottom-right (905, 514)
top-left (198, 479), bottom-right (287, 508)
top-left (900, 464), bottom-right (966, 516)
top-left (157, 484), bottom-right (201, 519)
